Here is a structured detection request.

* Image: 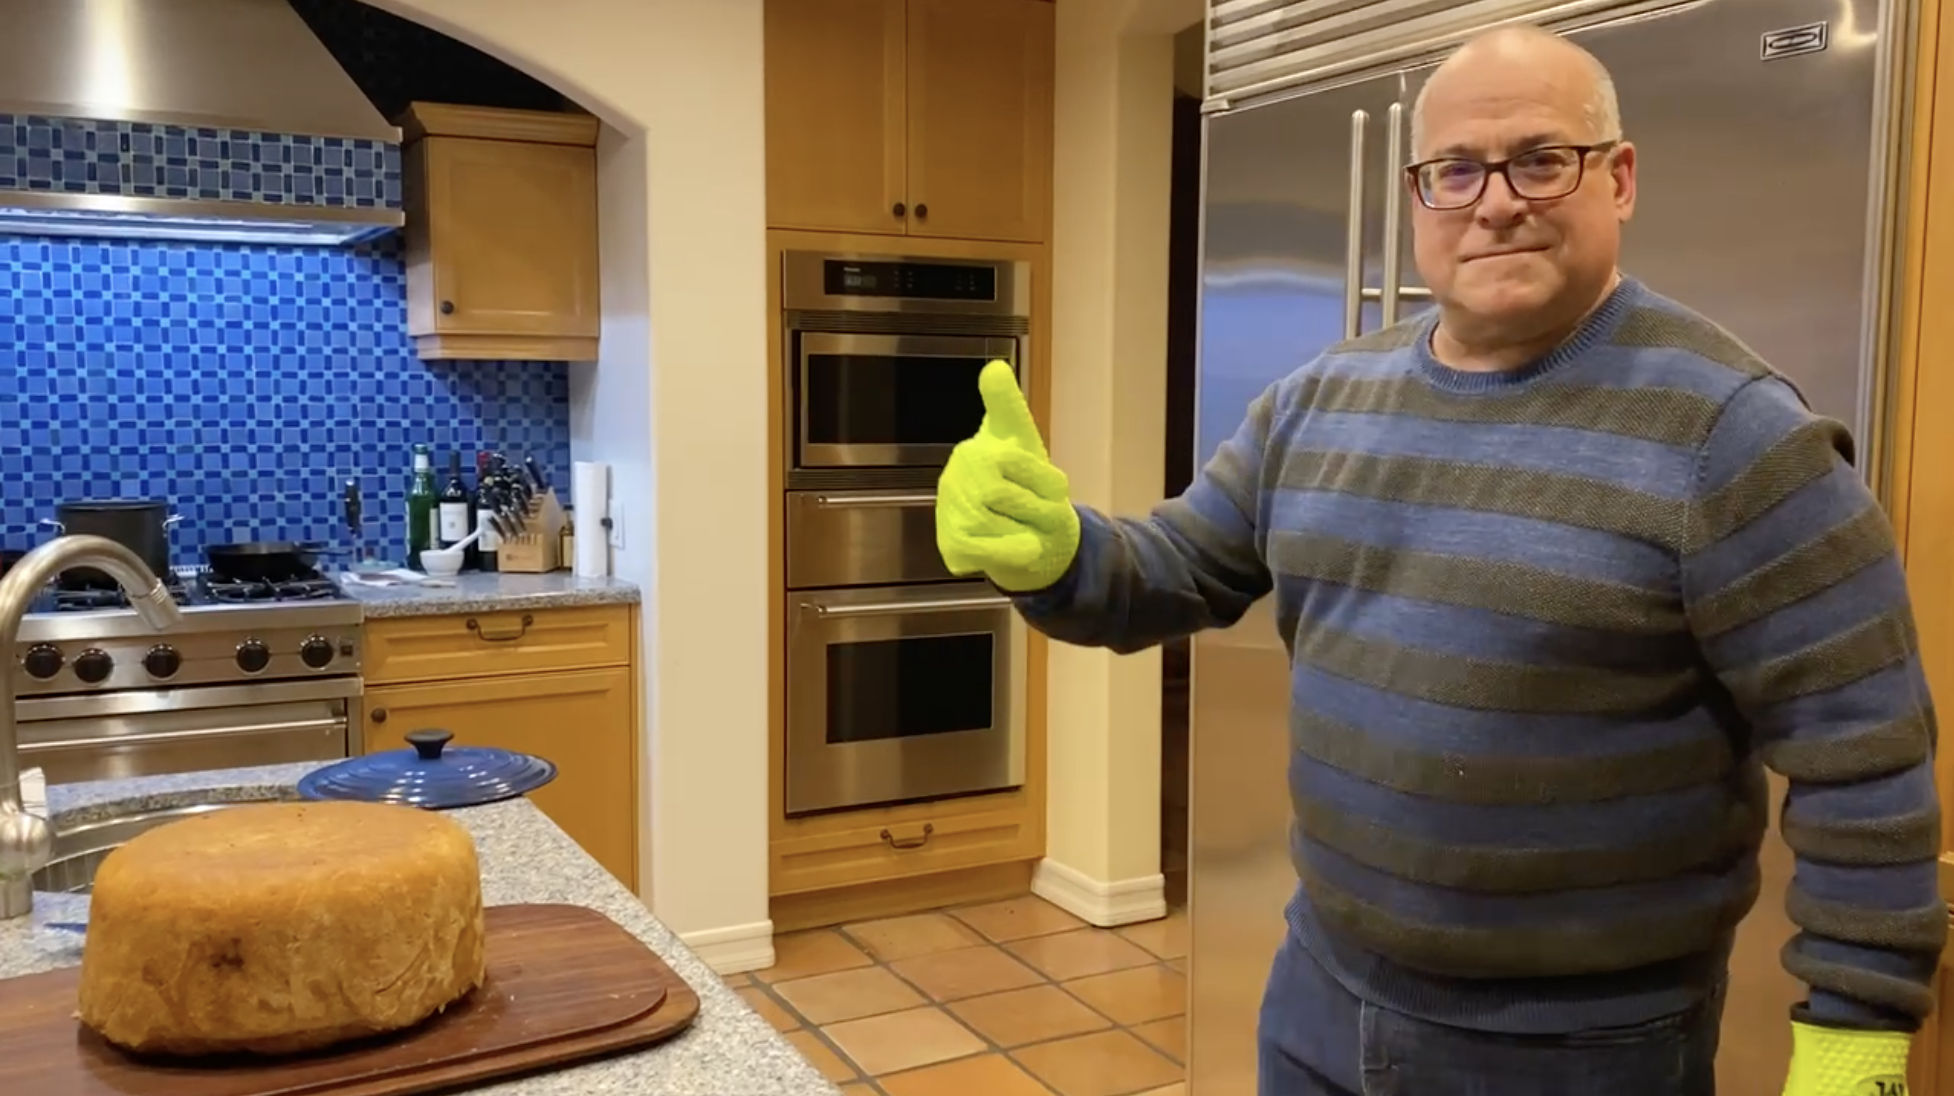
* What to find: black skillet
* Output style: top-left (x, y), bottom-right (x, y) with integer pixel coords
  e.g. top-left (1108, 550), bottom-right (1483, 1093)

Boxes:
top-left (204, 541), bottom-right (349, 583)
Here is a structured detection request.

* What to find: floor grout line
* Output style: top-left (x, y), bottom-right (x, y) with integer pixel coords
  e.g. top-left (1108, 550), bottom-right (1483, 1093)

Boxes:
top-left (839, 918), bottom-right (1062, 1085)
top-left (743, 977), bottom-right (876, 1088)
top-left (747, 902), bottom-right (1187, 1095)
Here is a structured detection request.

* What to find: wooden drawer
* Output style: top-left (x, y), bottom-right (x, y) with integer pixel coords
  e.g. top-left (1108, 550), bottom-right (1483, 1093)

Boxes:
top-left (363, 605), bottom-right (631, 685)
top-left (770, 798), bottom-right (1038, 896)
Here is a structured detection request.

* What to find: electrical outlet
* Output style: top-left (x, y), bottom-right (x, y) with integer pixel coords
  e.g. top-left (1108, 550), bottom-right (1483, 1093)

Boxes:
top-left (607, 498), bottom-right (625, 550)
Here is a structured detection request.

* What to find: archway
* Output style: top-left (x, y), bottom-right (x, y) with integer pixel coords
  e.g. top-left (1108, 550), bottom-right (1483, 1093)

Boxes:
top-left (357, 0), bottom-right (777, 972)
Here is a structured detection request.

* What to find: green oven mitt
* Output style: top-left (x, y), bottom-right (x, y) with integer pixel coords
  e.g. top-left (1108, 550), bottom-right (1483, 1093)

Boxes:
top-left (1782, 1020), bottom-right (1911, 1096)
top-left (935, 360), bottom-right (1079, 593)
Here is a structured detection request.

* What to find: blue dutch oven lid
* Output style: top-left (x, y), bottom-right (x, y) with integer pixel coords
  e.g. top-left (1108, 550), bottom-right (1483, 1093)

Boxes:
top-left (297, 728), bottom-right (557, 810)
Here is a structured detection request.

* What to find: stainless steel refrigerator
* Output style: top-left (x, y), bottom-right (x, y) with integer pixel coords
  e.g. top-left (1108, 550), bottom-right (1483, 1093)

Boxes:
top-left (1185, 1), bottom-right (1912, 1093)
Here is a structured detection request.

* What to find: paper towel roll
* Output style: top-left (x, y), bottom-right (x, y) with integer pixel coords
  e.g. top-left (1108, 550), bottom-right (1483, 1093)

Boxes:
top-left (572, 461), bottom-right (611, 578)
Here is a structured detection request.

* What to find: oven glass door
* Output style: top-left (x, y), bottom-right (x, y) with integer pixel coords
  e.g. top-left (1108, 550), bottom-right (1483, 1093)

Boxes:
top-left (796, 333), bottom-right (1022, 469)
top-left (785, 581), bottom-right (1027, 815)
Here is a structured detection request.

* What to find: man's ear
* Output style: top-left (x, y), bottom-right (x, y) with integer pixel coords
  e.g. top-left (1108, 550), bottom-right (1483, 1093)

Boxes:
top-left (1610, 141), bottom-right (1638, 223)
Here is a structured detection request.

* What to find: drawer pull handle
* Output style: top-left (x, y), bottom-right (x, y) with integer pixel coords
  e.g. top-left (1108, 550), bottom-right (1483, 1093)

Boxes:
top-left (467, 613), bottom-right (535, 643)
top-left (880, 823), bottom-right (934, 851)
top-left (371, 707), bottom-right (388, 724)
top-left (809, 494), bottom-right (935, 510)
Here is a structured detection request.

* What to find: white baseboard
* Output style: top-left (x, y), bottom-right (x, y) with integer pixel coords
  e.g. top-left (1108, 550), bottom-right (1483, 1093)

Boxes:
top-left (1031, 858), bottom-right (1167, 927)
top-left (680, 919), bottom-right (776, 975)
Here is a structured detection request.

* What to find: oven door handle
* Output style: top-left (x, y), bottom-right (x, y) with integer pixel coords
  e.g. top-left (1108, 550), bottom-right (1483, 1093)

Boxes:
top-left (24, 717), bottom-right (347, 753)
top-left (805, 594), bottom-right (1012, 619)
top-left (810, 494), bottom-right (936, 510)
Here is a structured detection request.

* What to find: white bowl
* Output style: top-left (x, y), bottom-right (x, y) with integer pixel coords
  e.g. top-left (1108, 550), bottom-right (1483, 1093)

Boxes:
top-left (420, 548), bottom-right (464, 577)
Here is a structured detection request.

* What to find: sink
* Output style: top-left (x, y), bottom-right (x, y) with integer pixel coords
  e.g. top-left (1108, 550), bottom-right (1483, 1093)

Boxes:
top-left (31, 801), bottom-right (241, 894)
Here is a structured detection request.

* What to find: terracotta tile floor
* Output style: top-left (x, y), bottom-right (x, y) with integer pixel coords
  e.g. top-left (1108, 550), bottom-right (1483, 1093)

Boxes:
top-left (727, 895), bottom-right (1189, 1096)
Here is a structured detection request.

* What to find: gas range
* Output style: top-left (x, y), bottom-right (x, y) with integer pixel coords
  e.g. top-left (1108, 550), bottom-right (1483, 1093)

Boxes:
top-left (14, 568), bottom-right (364, 701)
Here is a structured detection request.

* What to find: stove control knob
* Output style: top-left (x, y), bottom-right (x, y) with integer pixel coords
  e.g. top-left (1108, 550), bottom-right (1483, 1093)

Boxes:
top-left (73, 649), bottom-right (114, 685)
top-left (21, 644), bottom-right (63, 680)
top-left (299, 635), bottom-right (335, 669)
top-left (144, 645), bottom-right (182, 680)
top-left (236, 639), bottom-right (271, 674)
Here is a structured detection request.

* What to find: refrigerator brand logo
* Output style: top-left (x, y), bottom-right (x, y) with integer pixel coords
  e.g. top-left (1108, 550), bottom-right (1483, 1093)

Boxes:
top-left (1760, 21), bottom-right (1828, 61)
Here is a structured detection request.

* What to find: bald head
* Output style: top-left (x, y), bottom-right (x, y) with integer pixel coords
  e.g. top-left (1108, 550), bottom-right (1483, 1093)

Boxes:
top-left (1411, 26), bottom-right (1621, 157)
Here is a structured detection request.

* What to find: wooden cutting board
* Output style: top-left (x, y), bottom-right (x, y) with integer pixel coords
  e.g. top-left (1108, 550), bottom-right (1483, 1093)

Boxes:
top-left (0, 903), bottom-right (701, 1096)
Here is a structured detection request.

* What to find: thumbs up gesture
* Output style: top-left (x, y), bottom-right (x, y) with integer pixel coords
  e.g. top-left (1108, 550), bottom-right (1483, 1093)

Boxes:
top-left (936, 360), bottom-right (1081, 592)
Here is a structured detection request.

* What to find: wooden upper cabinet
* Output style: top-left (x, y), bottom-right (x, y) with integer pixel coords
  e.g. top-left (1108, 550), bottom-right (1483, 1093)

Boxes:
top-left (905, 0), bottom-right (1055, 244)
top-left (764, 0), bottom-right (909, 235)
top-left (399, 103), bottom-right (602, 362)
top-left (763, 0), bottom-right (1056, 244)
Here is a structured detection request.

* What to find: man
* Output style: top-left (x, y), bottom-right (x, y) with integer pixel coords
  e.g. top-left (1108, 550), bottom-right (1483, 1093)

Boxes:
top-left (935, 24), bottom-right (1943, 1096)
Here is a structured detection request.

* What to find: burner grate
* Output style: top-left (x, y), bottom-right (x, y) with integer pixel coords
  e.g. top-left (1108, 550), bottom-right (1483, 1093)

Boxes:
top-left (50, 577), bottom-right (191, 613)
top-left (200, 576), bottom-right (340, 603)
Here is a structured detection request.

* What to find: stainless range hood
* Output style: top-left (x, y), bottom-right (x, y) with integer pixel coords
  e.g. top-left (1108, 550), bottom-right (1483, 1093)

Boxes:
top-left (0, 0), bottom-right (405, 246)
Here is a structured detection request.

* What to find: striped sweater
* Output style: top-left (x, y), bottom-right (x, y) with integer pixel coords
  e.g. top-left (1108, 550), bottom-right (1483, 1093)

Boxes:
top-left (1013, 277), bottom-right (1945, 1034)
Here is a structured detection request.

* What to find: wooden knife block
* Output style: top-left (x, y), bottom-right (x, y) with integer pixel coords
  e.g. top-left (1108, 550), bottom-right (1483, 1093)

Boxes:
top-left (499, 488), bottom-right (565, 573)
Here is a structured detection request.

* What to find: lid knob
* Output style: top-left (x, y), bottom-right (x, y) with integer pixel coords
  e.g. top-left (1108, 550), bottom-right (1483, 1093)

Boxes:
top-left (406, 728), bottom-right (455, 761)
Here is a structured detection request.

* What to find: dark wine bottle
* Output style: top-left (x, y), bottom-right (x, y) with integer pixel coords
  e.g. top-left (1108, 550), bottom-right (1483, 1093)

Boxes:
top-left (474, 450), bottom-right (500, 572)
top-left (437, 451), bottom-right (471, 557)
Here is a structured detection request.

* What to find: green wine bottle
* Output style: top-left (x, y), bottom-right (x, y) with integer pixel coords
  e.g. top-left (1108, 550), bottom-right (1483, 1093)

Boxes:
top-left (406, 444), bottom-right (437, 570)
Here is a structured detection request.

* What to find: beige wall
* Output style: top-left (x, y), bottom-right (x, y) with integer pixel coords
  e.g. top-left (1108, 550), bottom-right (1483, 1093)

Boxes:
top-left (365, 0), bottom-right (1197, 950)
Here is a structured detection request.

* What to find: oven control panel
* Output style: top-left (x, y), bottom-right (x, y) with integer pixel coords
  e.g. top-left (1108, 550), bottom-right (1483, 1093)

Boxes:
top-left (823, 259), bottom-right (998, 302)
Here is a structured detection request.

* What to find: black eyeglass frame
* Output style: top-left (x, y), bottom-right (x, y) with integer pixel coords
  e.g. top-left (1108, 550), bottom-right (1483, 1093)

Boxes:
top-left (1403, 141), bottom-right (1621, 211)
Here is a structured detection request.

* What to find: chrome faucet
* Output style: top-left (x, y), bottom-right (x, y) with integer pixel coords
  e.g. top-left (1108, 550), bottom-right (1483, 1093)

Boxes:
top-left (0, 535), bottom-right (182, 920)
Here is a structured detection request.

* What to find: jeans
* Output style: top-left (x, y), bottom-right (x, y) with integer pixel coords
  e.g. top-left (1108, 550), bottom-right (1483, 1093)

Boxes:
top-left (1256, 933), bottom-right (1726, 1096)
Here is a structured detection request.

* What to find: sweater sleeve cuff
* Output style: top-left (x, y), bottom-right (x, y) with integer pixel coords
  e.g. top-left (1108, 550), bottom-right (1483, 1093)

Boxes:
top-left (1795, 995), bottom-right (1922, 1035)
top-left (995, 505), bottom-right (1094, 615)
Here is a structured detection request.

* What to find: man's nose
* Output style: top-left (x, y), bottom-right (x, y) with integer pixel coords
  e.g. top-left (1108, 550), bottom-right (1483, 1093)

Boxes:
top-left (1475, 170), bottom-right (1528, 228)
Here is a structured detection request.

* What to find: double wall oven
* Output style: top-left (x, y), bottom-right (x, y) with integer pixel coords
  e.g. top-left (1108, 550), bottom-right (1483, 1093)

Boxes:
top-left (782, 251), bottom-right (1031, 817)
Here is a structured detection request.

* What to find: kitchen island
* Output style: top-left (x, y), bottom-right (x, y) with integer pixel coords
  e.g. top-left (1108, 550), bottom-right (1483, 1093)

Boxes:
top-left (0, 762), bottom-right (836, 1096)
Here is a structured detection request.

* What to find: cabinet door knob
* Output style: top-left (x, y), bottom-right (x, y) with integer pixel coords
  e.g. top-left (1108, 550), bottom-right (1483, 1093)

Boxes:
top-left (371, 707), bottom-right (388, 724)
top-left (439, 300), bottom-right (456, 315)
top-left (913, 203), bottom-right (929, 220)
top-left (892, 201), bottom-right (906, 218)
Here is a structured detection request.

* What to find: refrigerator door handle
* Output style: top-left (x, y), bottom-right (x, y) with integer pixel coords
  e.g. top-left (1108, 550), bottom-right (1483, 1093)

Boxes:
top-left (1379, 101), bottom-right (1407, 328)
top-left (1344, 108), bottom-right (1370, 339)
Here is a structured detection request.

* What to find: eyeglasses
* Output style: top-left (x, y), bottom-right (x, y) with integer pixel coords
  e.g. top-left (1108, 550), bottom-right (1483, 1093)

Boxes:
top-left (1405, 142), bottom-right (1619, 211)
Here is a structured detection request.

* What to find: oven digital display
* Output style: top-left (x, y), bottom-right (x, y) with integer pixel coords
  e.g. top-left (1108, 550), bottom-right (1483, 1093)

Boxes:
top-left (823, 260), bottom-right (997, 302)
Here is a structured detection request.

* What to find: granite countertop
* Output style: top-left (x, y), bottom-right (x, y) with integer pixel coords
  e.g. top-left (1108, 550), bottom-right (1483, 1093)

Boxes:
top-left (341, 571), bottom-right (640, 618)
top-left (0, 763), bottom-right (835, 1096)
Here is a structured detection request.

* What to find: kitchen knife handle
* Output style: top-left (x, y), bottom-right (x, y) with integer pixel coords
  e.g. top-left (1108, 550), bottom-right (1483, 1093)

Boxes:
top-left (343, 480), bottom-right (362, 537)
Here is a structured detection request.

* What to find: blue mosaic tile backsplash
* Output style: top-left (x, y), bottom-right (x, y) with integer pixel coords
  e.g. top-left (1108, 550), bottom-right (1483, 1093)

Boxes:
top-left (0, 233), bottom-right (571, 567)
top-left (0, 113), bottom-right (402, 209)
